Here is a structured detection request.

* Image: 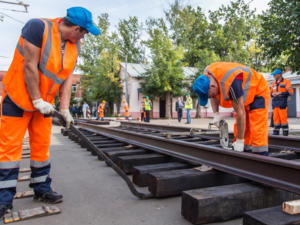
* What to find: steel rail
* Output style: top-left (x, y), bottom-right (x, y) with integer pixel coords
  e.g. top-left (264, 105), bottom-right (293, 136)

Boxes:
top-left (120, 121), bottom-right (215, 133)
top-left (77, 121), bottom-right (300, 194)
top-left (120, 121), bottom-right (300, 151)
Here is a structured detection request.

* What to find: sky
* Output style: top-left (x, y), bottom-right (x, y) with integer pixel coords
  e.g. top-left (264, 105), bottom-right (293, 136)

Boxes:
top-left (0, 0), bottom-right (270, 70)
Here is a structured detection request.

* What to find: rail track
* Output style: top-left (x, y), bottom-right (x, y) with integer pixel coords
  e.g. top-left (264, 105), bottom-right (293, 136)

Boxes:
top-left (60, 120), bottom-right (300, 224)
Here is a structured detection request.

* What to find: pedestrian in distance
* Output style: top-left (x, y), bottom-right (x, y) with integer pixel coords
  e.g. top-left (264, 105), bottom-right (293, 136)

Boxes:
top-left (141, 97), bottom-right (146, 122)
top-left (76, 102), bottom-right (82, 118)
top-left (82, 101), bottom-right (89, 119)
top-left (185, 93), bottom-right (193, 124)
top-left (144, 96), bottom-right (152, 123)
top-left (122, 99), bottom-right (129, 120)
top-left (175, 97), bottom-right (184, 122)
top-left (71, 103), bottom-right (77, 117)
top-left (92, 105), bottom-right (97, 117)
top-left (193, 62), bottom-right (270, 155)
top-left (270, 69), bottom-right (293, 136)
top-left (0, 6), bottom-right (100, 218)
top-left (98, 100), bottom-right (106, 121)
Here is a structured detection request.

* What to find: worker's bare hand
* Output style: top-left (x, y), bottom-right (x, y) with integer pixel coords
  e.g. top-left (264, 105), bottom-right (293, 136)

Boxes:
top-left (32, 98), bottom-right (55, 115)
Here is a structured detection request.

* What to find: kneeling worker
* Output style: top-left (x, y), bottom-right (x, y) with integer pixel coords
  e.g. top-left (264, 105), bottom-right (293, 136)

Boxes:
top-left (193, 62), bottom-right (270, 155)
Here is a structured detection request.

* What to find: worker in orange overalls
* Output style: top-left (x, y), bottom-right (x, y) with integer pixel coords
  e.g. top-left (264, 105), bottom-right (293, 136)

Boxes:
top-left (141, 97), bottom-right (146, 122)
top-left (270, 69), bottom-right (293, 136)
top-left (122, 99), bottom-right (129, 120)
top-left (98, 100), bottom-right (106, 121)
top-left (193, 62), bottom-right (270, 155)
top-left (0, 7), bottom-right (100, 217)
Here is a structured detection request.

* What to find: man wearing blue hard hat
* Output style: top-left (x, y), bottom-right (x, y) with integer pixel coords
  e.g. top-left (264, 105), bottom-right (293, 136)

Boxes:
top-left (270, 69), bottom-right (293, 136)
top-left (193, 62), bottom-right (270, 155)
top-left (0, 6), bottom-right (100, 217)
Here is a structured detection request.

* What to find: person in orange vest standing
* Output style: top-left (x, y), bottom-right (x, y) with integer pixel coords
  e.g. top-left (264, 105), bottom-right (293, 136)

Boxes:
top-left (98, 100), bottom-right (106, 121)
top-left (141, 97), bottom-right (146, 122)
top-left (270, 69), bottom-right (293, 136)
top-left (193, 62), bottom-right (270, 155)
top-left (0, 7), bottom-right (100, 217)
top-left (122, 99), bottom-right (129, 120)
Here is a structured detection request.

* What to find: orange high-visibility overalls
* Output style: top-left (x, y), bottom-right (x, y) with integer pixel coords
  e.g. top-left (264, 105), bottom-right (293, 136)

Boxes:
top-left (205, 62), bottom-right (270, 153)
top-left (123, 103), bottom-right (129, 118)
top-left (98, 103), bottom-right (105, 120)
top-left (0, 17), bottom-right (80, 204)
top-left (271, 78), bottom-right (293, 136)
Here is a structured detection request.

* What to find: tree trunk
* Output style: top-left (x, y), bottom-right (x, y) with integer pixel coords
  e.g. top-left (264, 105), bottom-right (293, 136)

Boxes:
top-left (165, 91), bottom-right (172, 119)
top-left (196, 101), bottom-right (201, 118)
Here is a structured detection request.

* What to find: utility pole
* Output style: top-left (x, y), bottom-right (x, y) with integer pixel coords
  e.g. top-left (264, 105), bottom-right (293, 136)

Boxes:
top-left (118, 50), bottom-right (129, 104)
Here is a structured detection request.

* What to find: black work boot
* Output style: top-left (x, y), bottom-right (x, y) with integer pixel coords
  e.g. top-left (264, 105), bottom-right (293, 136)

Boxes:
top-left (283, 130), bottom-right (289, 136)
top-left (272, 129), bottom-right (279, 135)
top-left (34, 190), bottom-right (63, 204)
top-left (0, 204), bottom-right (12, 218)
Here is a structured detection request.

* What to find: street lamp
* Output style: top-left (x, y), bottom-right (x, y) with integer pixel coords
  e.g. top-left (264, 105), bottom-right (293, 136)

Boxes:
top-left (118, 50), bottom-right (129, 104)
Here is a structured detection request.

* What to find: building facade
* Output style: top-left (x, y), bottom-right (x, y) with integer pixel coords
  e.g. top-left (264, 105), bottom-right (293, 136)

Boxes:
top-left (118, 64), bottom-right (300, 119)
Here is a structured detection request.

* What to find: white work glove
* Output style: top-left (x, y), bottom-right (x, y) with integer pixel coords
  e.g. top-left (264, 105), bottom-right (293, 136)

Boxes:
top-left (0, 96), bottom-right (2, 104)
top-left (32, 98), bottom-right (55, 115)
top-left (60, 109), bottom-right (74, 129)
top-left (211, 112), bottom-right (222, 127)
top-left (232, 139), bottom-right (244, 152)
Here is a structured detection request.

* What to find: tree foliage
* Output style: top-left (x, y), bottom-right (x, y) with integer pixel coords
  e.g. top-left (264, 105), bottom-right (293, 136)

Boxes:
top-left (78, 14), bottom-right (122, 114)
top-left (141, 19), bottom-right (185, 118)
top-left (117, 16), bottom-right (146, 63)
top-left (258, 0), bottom-right (300, 73)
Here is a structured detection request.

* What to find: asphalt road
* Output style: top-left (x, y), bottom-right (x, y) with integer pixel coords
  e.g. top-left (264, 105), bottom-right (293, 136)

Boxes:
top-left (8, 125), bottom-right (243, 225)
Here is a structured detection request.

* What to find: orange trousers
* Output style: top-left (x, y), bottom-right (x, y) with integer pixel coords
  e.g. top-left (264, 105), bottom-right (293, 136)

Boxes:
top-left (0, 94), bottom-right (52, 204)
top-left (273, 107), bottom-right (288, 129)
top-left (0, 96), bottom-right (52, 163)
top-left (234, 94), bottom-right (270, 153)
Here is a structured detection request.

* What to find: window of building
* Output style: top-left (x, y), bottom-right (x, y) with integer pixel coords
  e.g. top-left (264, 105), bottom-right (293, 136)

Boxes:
top-left (72, 84), bottom-right (77, 93)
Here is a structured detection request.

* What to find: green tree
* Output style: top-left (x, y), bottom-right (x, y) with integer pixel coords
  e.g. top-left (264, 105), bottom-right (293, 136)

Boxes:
top-left (258, 0), bottom-right (300, 73)
top-left (208, 0), bottom-right (258, 64)
top-left (165, 1), bottom-right (212, 67)
top-left (78, 14), bottom-right (122, 115)
top-left (141, 19), bottom-right (185, 119)
top-left (117, 16), bottom-right (146, 63)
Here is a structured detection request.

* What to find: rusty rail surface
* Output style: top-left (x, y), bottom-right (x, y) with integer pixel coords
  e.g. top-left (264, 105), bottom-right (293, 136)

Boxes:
top-left (76, 121), bottom-right (300, 194)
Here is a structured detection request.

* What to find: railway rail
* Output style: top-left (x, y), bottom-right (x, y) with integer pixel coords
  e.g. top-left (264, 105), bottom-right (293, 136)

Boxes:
top-left (58, 120), bottom-right (300, 224)
top-left (66, 120), bottom-right (300, 195)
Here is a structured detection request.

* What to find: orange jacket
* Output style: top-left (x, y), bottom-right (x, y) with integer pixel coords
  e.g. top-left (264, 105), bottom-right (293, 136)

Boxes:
top-left (271, 78), bottom-right (293, 108)
top-left (205, 62), bottom-right (269, 108)
top-left (98, 103), bottom-right (105, 117)
top-left (3, 18), bottom-right (80, 111)
top-left (123, 103), bottom-right (129, 117)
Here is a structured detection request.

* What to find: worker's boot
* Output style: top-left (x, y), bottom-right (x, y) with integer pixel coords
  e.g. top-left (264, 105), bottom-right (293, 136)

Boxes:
top-left (272, 129), bottom-right (279, 135)
top-left (0, 204), bottom-right (12, 218)
top-left (34, 190), bottom-right (63, 204)
top-left (283, 129), bottom-right (289, 136)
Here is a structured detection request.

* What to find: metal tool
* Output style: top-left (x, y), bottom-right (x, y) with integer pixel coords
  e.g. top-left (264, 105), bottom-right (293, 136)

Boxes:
top-left (219, 120), bottom-right (229, 149)
top-left (53, 110), bottom-right (66, 127)
top-left (208, 119), bottom-right (229, 149)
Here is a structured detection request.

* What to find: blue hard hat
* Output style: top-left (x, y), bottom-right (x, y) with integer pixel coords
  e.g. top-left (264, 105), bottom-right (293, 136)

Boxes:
top-left (193, 75), bottom-right (210, 106)
top-left (271, 69), bottom-right (282, 76)
top-left (67, 7), bottom-right (101, 36)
